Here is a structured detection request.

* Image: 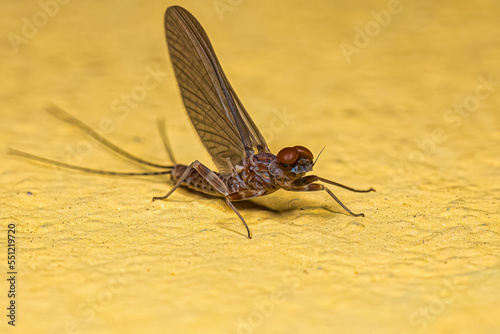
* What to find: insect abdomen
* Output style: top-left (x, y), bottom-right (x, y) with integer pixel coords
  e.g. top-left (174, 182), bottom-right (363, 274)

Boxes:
top-left (171, 164), bottom-right (223, 197)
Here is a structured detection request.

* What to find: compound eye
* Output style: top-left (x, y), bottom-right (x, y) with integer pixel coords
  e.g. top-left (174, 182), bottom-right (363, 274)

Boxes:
top-left (293, 146), bottom-right (313, 160)
top-left (277, 147), bottom-right (299, 164)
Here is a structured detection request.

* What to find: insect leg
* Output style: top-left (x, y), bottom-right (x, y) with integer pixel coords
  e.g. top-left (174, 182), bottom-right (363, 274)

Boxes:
top-left (287, 183), bottom-right (366, 217)
top-left (193, 162), bottom-right (252, 238)
top-left (152, 162), bottom-right (199, 201)
top-left (317, 177), bottom-right (375, 193)
top-left (153, 160), bottom-right (252, 238)
top-left (225, 198), bottom-right (251, 239)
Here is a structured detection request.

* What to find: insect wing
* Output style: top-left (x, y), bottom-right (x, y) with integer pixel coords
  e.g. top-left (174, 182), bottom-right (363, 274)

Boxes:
top-left (164, 6), bottom-right (268, 174)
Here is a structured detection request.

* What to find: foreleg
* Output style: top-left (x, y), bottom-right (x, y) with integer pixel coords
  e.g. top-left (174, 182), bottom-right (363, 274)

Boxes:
top-left (287, 182), bottom-right (366, 217)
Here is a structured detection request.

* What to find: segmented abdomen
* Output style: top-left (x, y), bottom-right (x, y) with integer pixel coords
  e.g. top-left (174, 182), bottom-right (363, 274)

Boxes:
top-left (171, 164), bottom-right (224, 197)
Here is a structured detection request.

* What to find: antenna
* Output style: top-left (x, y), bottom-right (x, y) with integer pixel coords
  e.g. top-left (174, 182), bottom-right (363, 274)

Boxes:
top-left (313, 146), bottom-right (326, 166)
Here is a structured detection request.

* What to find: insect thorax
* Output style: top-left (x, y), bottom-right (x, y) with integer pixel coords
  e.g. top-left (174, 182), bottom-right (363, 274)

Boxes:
top-left (227, 152), bottom-right (300, 195)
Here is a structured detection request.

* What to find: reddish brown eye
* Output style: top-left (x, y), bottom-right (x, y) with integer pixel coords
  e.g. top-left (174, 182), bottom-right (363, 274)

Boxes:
top-left (277, 147), bottom-right (299, 164)
top-left (293, 146), bottom-right (313, 160)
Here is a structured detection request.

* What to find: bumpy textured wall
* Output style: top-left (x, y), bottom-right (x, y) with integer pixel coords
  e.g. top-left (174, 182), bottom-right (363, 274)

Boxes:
top-left (1, 1), bottom-right (499, 333)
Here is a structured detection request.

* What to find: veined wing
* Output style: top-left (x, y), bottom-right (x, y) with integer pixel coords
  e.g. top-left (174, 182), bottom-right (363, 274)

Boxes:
top-left (164, 6), bottom-right (269, 174)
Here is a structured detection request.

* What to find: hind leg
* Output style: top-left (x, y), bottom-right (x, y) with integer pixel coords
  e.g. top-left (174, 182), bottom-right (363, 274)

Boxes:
top-left (153, 160), bottom-right (253, 238)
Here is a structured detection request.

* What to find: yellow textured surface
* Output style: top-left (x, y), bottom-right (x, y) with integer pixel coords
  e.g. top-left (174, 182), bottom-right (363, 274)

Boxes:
top-left (1, 1), bottom-right (499, 333)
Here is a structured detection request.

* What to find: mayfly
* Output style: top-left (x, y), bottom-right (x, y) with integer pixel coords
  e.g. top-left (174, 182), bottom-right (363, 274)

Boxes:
top-left (10, 6), bottom-right (375, 238)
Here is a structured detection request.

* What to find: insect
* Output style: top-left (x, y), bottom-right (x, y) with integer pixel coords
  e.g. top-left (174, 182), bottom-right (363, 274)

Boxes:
top-left (10, 6), bottom-right (375, 238)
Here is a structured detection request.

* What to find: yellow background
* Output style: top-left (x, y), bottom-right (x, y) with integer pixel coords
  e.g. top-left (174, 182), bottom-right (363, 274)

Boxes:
top-left (1, 0), bottom-right (499, 333)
